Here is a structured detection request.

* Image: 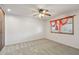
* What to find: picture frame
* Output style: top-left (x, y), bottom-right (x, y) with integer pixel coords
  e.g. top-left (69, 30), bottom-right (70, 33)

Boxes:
top-left (50, 15), bottom-right (75, 35)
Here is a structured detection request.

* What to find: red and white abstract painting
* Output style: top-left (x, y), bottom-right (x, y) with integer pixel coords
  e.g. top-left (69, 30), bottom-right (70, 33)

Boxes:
top-left (50, 15), bottom-right (74, 34)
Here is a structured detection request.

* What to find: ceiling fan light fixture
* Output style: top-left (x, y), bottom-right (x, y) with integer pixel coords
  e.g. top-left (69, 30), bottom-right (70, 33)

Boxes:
top-left (32, 8), bottom-right (51, 18)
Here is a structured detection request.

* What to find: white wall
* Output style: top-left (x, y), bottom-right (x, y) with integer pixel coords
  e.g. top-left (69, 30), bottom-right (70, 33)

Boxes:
top-left (45, 10), bottom-right (79, 49)
top-left (5, 10), bottom-right (79, 49)
top-left (5, 15), bottom-right (45, 45)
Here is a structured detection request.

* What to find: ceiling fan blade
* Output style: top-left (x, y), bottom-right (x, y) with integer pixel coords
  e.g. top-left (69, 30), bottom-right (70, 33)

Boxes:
top-left (32, 13), bottom-right (39, 16)
top-left (31, 8), bottom-right (38, 12)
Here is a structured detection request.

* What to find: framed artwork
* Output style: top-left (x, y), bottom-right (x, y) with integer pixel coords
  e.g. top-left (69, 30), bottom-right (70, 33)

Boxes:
top-left (50, 15), bottom-right (75, 34)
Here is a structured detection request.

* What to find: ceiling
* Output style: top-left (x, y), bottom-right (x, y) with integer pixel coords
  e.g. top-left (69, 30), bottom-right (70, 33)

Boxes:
top-left (1, 4), bottom-right (79, 17)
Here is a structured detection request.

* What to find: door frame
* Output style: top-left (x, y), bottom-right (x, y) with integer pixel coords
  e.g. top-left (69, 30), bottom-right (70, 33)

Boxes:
top-left (0, 7), bottom-right (5, 51)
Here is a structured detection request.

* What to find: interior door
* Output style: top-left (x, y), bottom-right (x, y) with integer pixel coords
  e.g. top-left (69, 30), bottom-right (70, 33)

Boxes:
top-left (0, 7), bottom-right (5, 51)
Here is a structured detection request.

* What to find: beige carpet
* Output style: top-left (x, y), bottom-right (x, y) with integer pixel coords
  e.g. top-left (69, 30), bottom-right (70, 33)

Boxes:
top-left (0, 39), bottom-right (79, 55)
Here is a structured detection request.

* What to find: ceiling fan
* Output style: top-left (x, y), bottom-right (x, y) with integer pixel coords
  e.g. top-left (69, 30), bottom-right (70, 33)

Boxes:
top-left (32, 8), bottom-right (51, 18)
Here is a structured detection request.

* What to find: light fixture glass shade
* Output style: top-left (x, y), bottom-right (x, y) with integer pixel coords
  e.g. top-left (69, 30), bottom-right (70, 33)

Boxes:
top-left (38, 13), bottom-right (45, 18)
top-left (39, 14), bottom-right (42, 18)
